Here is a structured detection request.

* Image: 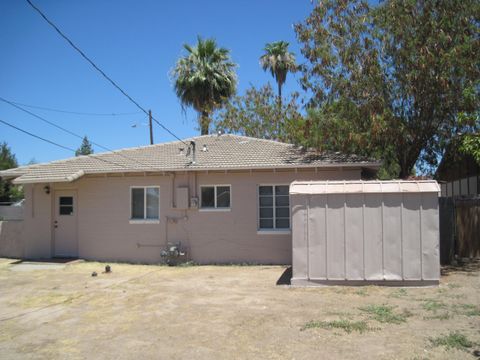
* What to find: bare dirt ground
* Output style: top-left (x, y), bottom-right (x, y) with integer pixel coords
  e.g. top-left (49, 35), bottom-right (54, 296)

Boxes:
top-left (0, 258), bottom-right (479, 360)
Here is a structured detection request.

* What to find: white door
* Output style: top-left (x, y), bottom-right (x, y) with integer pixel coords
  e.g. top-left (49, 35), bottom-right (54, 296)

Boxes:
top-left (54, 191), bottom-right (78, 257)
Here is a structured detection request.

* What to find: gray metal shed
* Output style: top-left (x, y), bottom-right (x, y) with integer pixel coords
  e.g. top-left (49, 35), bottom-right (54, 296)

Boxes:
top-left (290, 180), bottom-right (441, 286)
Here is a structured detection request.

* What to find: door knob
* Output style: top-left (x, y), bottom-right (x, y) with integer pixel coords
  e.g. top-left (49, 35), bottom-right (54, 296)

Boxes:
top-left (54, 225), bottom-right (58, 228)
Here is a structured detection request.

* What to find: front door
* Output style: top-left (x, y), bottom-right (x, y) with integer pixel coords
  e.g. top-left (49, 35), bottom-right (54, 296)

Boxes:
top-left (54, 191), bottom-right (78, 257)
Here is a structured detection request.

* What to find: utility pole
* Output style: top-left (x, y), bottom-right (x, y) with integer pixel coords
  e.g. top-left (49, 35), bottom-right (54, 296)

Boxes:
top-left (148, 109), bottom-right (154, 145)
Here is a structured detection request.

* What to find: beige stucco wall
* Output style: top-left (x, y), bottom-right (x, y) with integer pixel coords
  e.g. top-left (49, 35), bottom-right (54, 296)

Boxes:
top-left (20, 168), bottom-right (362, 264)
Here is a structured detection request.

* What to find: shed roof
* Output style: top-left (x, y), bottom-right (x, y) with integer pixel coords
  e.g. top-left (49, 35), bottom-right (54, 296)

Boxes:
top-left (290, 180), bottom-right (440, 195)
top-left (0, 134), bottom-right (380, 184)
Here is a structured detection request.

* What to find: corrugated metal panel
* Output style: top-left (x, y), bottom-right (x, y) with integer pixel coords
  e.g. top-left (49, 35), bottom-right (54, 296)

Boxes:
top-left (290, 180), bottom-right (441, 195)
top-left (291, 180), bottom-right (440, 285)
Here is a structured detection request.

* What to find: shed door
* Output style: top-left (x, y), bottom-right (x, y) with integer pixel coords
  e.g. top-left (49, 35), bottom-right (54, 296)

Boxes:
top-left (54, 191), bottom-right (78, 257)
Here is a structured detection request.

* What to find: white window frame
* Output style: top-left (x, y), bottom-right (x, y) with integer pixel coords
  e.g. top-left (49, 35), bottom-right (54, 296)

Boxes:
top-left (129, 186), bottom-right (160, 224)
top-left (199, 184), bottom-right (231, 212)
top-left (257, 184), bottom-right (291, 234)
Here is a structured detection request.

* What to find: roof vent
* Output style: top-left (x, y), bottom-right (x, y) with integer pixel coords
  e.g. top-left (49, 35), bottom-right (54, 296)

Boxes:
top-left (217, 130), bottom-right (223, 136)
top-left (178, 148), bottom-right (184, 155)
top-left (202, 144), bottom-right (208, 152)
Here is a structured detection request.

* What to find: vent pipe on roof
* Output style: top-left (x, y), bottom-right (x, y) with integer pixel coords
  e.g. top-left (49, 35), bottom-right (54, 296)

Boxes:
top-left (190, 141), bottom-right (196, 165)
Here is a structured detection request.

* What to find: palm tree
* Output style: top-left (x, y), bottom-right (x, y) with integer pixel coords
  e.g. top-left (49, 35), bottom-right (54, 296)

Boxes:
top-left (172, 37), bottom-right (237, 135)
top-left (259, 41), bottom-right (297, 106)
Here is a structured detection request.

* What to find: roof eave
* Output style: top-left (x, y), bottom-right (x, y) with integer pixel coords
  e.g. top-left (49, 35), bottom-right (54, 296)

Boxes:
top-left (5, 162), bottom-right (381, 185)
top-left (12, 170), bottom-right (85, 185)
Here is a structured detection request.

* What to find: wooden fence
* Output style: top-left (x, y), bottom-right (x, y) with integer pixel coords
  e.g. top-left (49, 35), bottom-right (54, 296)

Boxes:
top-left (439, 197), bottom-right (480, 265)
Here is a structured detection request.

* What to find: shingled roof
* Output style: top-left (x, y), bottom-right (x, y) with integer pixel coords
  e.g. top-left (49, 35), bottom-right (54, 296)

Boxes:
top-left (0, 134), bottom-right (380, 184)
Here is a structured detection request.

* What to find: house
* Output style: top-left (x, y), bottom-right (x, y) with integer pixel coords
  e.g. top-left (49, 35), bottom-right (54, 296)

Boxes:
top-left (0, 134), bottom-right (380, 264)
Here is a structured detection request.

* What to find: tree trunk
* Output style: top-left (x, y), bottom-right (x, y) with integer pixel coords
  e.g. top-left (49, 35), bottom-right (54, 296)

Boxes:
top-left (200, 111), bottom-right (210, 135)
top-left (278, 82), bottom-right (282, 109)
top-left (276, 82), bottom-right (282, 139)
top-left (398, 165), bottom-right (414, 179)
top-left (397, 146), bottom-right (421, 179)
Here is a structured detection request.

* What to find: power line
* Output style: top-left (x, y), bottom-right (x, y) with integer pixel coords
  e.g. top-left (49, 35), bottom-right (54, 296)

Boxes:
top-left (0, 96), bottom-right (155, 169)
top-left (0, 118), bottom-right (75, 152)
top-left (0, 118), bottom-right (140, 171)
top-left (26, 0), bottom-right (187, 146)
top-left (5, 99), bottom-right (141, 116)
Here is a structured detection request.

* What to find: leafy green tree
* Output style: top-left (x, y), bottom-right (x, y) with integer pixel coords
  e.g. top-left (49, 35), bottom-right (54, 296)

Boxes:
top-left (259, 41), bottom-right (297, 107)
top-left (457, 85), bottom-right (480, 164)
top-left (75, 136), bottom-right (94, 156)
top-left (0, 142), bottom-right (22, 203)
top-left (172, 36), bottom-right (237, 135)
top-left (295, 0), bottom-right (480, 178)
top-left (214, 84), bottom-right (305, 143)
top-left (460, 134), bottom-right (480, 164)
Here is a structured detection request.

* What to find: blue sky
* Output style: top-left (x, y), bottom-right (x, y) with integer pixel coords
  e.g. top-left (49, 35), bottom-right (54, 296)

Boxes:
top-left (0, 0), bottom-right (312, 165)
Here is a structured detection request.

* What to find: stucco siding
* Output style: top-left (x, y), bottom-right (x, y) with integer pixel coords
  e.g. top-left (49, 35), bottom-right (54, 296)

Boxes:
top-left (22, 168), bottom-right (362, 264)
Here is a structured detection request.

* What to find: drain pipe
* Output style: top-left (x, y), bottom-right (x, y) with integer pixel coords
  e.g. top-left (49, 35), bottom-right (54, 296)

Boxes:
top-left (190, 141), bottom-right (196, 165)
top-left (170, 172), bottom-right (176, 208)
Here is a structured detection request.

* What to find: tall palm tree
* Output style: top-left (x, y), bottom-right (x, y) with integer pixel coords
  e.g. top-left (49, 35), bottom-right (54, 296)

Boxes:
top-left (172, 37), bottom-right (237, 135)
top-left (259, 41), bottom-right (297, 107)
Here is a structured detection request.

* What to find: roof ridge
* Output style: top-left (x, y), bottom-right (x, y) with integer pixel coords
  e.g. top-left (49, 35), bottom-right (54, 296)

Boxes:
top-left (223, 133), bottom-right (294, 146)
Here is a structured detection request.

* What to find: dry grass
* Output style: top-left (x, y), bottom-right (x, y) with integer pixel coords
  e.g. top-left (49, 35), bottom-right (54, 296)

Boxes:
top-left (301, 319), bottom-right (373, 333)
top-left (0, 258), bottom-right (479, 359)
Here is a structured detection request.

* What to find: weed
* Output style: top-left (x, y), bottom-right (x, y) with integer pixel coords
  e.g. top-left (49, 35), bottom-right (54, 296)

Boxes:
top-left (422, 300), bottom-right (446, 313)
top-left (429, 332), bottom-right (474, 351)
top-left (423, 312), bottom-right (451, 320)
top-left (455, 304), bottom-right (480, 317)
top-left (355, 288), bottom-right (368, 297)
top-left (176, 261), bottom-right (198, 267)
top-left (301, 319), bottom-right (372, 333)
top-left (389, 288), bottom-right (407, 298)
top-left (447, 283), bottom-right (461, 289)
top-left (359, 304), bottom-right (411, 324)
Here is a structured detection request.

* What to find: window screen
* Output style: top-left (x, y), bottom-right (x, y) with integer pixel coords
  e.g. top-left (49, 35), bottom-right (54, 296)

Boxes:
top-left (258, 185), bottom-right (290, 230)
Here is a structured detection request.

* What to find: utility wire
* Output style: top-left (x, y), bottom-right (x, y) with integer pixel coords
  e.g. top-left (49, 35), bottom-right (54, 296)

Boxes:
top-left (0, 118), bottom-right (143, 171)
top-left (26, 0), bottom-right (188, 146)
top-left (5, 99), bottom-right (141, 116)
top-left (0, 96), bottom-right (155, 169)
top-left (0, 118), bottom-right (75, 152)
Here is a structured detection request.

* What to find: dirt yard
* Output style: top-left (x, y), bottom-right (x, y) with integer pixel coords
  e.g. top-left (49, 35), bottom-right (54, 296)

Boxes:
top-left (0, 258), bottom-right (479, 359)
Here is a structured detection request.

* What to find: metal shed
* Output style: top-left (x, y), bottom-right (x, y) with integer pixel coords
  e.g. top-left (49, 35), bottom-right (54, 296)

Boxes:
top-left (290, 180), bottom-right (441, 286)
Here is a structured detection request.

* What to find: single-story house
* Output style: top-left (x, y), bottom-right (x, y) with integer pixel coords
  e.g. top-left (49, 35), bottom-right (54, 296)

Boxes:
top-left (0, 134), bottom-right (380, 264)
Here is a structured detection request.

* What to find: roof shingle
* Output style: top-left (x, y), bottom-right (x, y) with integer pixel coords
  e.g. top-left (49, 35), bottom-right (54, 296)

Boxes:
top-left (0, 134), bottom-right (380, 184)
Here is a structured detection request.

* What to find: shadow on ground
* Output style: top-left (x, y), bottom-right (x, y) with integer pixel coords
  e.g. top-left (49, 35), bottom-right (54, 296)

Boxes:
top-left (276, 266), bottom-right (292, 285)
top-left (441, 258), bottom-right (480, 276)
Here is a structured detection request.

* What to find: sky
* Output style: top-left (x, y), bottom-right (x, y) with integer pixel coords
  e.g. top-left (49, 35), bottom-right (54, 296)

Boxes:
top-left (0, 0), bottom-right (312, 165)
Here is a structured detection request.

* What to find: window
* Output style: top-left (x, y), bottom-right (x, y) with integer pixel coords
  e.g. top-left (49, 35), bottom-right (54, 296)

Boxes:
top-left (59, 196), bottom-right (74, 215)
top-left (200, 185), bottom-right (231, 209)
top-left (258, 185), bottom-right (290, 230)
top-left (131, 187), bottom-right (159, 220)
